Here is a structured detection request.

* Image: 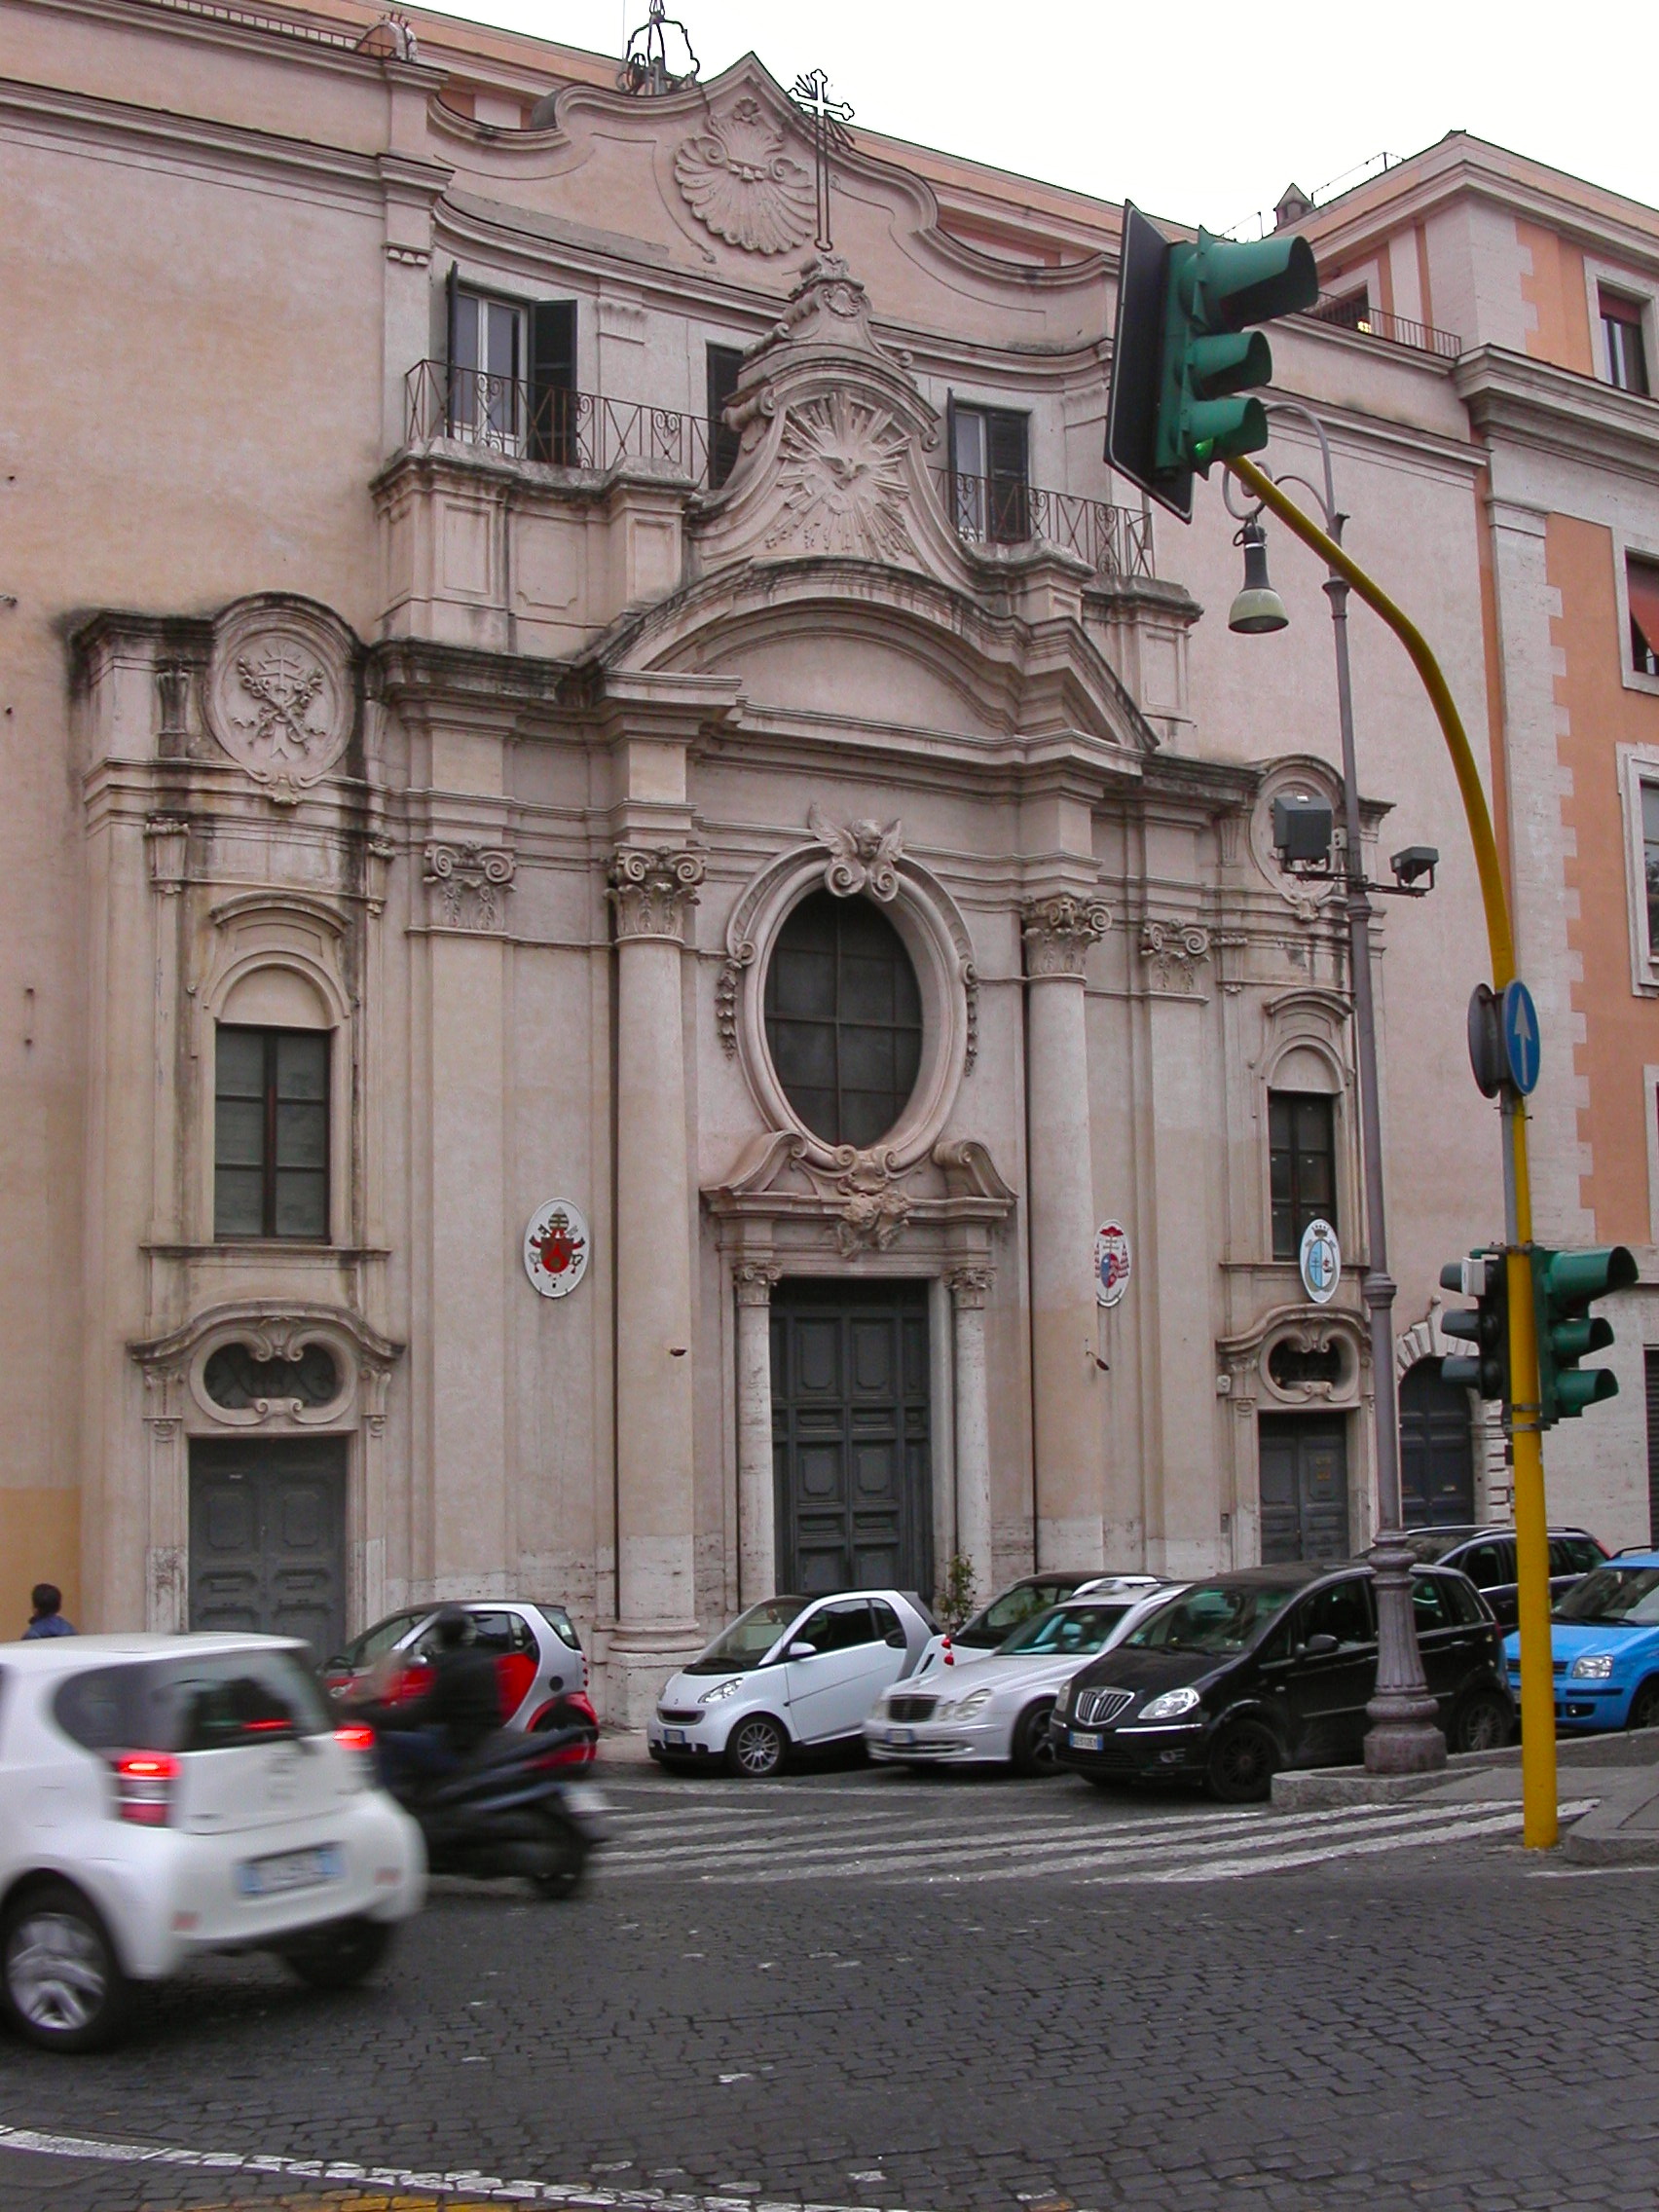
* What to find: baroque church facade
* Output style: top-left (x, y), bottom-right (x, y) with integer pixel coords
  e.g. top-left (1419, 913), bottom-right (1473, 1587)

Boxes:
top-left (6, 0), bottom-right (1554, 1714)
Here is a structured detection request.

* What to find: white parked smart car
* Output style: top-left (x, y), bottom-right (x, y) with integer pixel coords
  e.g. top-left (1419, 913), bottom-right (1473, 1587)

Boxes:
top-left (864, 1586), bottom-right (1184, 1774)
top-left (647, 1591), bottom-right (937, 1777)
top-left (0, 1634), bottom-right (424, 2051)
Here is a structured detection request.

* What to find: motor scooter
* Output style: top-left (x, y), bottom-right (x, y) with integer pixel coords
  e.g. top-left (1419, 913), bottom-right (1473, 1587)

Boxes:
top-left (350, 1722), bottom-right (607, 1899)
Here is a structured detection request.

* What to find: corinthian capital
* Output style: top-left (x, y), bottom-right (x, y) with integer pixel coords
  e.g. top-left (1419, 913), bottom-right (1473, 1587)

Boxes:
top-left (608, 846), bottom-right (705, 942)
top-left (1020, 892), bottom-right (1113, 978)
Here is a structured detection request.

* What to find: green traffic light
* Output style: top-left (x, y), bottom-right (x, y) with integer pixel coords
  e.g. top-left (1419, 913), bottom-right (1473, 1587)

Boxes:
top-left (1153, 228), bottom-right (1318, 481)
top-left (1531, 1242), bottom-right (1637, 1426)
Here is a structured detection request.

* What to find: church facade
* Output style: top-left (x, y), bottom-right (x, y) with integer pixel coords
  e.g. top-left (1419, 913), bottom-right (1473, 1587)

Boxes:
top-left (11, 0), bottom-right (1653, 1710)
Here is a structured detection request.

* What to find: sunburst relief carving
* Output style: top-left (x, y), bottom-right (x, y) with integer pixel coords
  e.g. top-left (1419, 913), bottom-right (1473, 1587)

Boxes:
top-left (765, 393), bottom-right (911, 563)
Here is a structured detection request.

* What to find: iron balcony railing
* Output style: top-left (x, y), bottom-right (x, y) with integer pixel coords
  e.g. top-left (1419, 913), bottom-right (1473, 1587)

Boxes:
top-left (406, 361), bottom-right (713, 480)
top-left (405, 362), bottom-right (1154, 579)
top-left (1303, 294), bottom-right (1462, 360)
top-left (940, 468), bottom-right (1154, 578)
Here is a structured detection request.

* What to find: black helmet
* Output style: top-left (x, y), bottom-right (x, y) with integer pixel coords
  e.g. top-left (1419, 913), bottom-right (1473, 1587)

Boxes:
top-left (432, 1605), bottom-right (470, 1650)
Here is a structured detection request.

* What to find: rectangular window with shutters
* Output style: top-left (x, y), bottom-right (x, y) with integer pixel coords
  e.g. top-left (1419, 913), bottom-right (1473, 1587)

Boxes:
top-left (1630, 556), bottom-right (1659, 680)
top-left (444, 280), bottom-right (577, 461)
top-left (214, 1026), bottom-right (330, 1241)
top-left (947, 401), bottom-right (1030, 545)
top-left (707, 343), bottom-right (745, 489)
top-left (1602, 290), bottom-right (1651, 396)
top-left (1268, 1091), bottom-right (1337, 1261)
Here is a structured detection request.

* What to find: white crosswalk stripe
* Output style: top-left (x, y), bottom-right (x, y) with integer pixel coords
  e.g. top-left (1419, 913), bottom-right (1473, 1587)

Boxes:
top-left (593, 1777), bottom-right (1594, 1888)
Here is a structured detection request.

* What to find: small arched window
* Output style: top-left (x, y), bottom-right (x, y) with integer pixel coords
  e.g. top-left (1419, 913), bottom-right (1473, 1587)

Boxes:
top-left (763, 891), bottom-right (922, 1149)
top-left (214, 961), bottom-right (334, 1242)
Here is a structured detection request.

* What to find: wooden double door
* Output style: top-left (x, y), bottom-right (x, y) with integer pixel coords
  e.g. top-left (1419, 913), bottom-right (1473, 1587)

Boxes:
top-left (770, 1280), bottom-right (932, 1601)
top-left (189, 1436), bottom-right (348, 1659)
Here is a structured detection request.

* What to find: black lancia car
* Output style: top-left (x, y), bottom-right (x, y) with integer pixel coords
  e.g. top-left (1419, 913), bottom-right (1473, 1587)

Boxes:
top-left (1050, 1560), bottom-right (1512, 1802)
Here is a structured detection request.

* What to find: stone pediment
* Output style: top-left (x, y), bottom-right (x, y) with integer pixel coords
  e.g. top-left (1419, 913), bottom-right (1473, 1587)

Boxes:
top-left (687, 252), bottom-right (984, 590)
top-left (443, 57), bottom-right (1105, 339)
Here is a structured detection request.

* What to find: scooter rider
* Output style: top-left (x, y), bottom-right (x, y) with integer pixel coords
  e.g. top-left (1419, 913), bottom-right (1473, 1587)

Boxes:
top-left (364, 1605), bottom-right (502, 1789)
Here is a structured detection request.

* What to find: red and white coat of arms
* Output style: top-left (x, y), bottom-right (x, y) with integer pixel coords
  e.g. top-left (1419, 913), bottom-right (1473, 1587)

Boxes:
top-left (523, 1199), bottom-right (591, 1300)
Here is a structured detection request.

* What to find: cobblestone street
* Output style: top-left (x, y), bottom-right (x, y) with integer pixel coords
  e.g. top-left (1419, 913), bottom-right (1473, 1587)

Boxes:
top-left (3, 1768), bottom-right (1656, 2212)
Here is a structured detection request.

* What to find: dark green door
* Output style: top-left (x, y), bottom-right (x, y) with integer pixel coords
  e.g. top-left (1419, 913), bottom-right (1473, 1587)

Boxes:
top-left (1258, 1414), bottom-right (1349, 1563)
top-left (189, 1436), bottom-right (348, 1658)
top-left (771, 1280), bottom-right (932, 1600)
top-left (1400, 1358), bottom-right (1475, 1527)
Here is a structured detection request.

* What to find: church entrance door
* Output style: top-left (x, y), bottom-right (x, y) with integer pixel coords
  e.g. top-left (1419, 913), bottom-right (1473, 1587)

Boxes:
top-left (770, 1279), bottom-right (932, 1601)
top-left (189, 1436), bottom-right (348, 1657)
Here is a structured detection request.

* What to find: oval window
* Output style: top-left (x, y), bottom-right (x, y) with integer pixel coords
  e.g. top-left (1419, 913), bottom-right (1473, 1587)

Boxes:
top-left (763, 890), bottom-right (922, 1149)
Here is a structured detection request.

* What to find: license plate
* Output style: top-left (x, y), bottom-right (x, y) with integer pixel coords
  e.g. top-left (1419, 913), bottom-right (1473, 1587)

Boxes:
top-left (1069, 1730), bottom-right (1105, 1752)
top-left (664, 1728), bottom-right (688, 1746)
top-left (885, 1728), bottom-right (917, 1749)
top-left (237, 1844), bottom-right (343, 1899)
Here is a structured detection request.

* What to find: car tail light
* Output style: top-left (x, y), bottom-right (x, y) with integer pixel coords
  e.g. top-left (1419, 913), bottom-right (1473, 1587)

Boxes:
top-left (109, 1751), bottom-right (178, 1826)
top-left (942, 1637), bottom-right (955, 1668)
top-left (334, 1723), bottom-right (376, 1755)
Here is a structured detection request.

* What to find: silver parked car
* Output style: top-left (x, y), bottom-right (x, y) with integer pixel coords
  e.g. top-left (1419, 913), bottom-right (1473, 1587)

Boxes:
top-left (866, 1586), bottom-right (1183, 1774)
top-left (647, 1591), bottom-right (937, 1777)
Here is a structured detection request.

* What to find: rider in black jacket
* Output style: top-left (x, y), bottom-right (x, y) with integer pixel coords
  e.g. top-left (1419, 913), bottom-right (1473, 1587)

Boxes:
top-left (369, 1606), bottom-right (502, 1786)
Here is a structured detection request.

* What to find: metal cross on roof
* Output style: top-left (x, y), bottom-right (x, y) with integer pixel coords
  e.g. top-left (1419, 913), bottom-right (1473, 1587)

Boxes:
top-left (790, 68), bottom-right (855, 253)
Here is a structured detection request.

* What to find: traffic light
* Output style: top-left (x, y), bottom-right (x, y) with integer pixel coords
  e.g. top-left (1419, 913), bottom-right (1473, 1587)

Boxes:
top-left (1440, 1250), bottom-right (1508, 1402)
top-left (1106, 203), bottom-right (1319, 522)
top-left (1532, 1245), bottom-right (1638, 1424)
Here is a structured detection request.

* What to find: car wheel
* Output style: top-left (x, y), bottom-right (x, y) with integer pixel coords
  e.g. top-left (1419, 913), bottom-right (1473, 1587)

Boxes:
top-left (1011, 1701), bottom-right (1058, 1777)
top-left (1204, 1721), bottom-right (1279, 1804)
top-left (529, 1811), bottom-right (588, 1899)
top-left (2, 1882), bottom-right (133, 2052)
top-left (280, 1915), bottom-right (395, 1991)
top-left (1451, 1689), bottom-right (1514, 1753)
top-left (724, 1714), bottom-right (787, 1779)
top-left (1627, 1677), bottom-right (1659, 1731)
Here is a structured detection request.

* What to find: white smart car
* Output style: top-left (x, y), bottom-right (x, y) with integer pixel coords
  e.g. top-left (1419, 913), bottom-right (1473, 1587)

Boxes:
top-left (864, 1586), bottom-right (1185, 1774)
top-left (647, 1591), bottom-right (937, 1777)
top-left (0, 1634), bottom-right (424, 2051)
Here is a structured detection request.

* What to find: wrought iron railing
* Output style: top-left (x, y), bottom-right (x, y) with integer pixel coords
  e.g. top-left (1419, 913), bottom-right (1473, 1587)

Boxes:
top-left (405, 361), bottom-right (712, 480)
top-left (1302, 294), bottom-right (1462, 360)
top-left (940, 469), bottom-right (1154, 578)
top-left (405, 363), bottom-right (1154, 578)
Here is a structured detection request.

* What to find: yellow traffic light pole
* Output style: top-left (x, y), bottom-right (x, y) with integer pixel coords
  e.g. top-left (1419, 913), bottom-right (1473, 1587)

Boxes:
top-left (1229, 452), bottom-right (1559, 1849)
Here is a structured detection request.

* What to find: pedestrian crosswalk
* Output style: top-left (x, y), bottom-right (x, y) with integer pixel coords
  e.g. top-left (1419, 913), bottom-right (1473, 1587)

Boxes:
top-left (592, 1773), bottom-right (1595, 1889)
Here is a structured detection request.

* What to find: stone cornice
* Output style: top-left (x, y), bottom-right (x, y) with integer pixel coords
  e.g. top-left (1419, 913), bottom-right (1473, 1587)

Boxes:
top-left (1456, 345), bottom-right (1659, 484)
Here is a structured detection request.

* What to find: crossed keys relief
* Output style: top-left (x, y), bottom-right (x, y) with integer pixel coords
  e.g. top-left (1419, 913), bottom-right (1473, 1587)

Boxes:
top-left (206, 612), bottom-right (351, 804)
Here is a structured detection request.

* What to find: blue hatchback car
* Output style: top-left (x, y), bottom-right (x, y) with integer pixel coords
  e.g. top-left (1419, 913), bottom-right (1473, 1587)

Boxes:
top-left (1503, 1551), bottom-right (1659, 1732)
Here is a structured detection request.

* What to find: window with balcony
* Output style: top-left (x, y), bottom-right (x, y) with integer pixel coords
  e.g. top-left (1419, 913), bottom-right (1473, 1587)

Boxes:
top-left (444, 278), bottom-right (575, 461)
top-left (1630, 556), bottom-right (1659, 679)
top-left (1269, 1091), bottom-right (1337, 1261)
top-left (708, 343), bottom-right (744, 489)
top-left (1602, 291), bottom-right (1651, 396)
top-left (214, 1026), bottom-right (330, 1241)
top-left (947, 401), bottom-right (1029, 544)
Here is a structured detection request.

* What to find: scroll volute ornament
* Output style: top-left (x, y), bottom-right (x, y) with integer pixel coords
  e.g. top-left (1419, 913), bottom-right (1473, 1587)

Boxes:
top-left (608, 846), bottom-right (706, 940)
top-left (1020, 893), bottom-right (1114, 978)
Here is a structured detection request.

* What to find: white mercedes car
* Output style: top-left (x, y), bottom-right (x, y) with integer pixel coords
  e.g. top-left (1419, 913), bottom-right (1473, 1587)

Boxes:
top-left (0, 1634), bottom-right (424, 2051)
top-left (647, 1590), bottom-right (937, 1777)
top-left (864, 1586), bottom-right (1184, 1774)
top-left (912, 1573), bottom-right (1168, 1675)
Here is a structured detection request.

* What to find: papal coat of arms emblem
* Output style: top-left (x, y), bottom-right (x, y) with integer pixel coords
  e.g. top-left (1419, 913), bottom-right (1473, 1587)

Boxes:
top-left (523, 1199), bottom-right (591, 1300)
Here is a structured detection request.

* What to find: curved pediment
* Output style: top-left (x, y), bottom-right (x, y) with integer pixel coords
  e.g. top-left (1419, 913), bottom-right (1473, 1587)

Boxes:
top-left (596, 558), bottom-right (1158, 765)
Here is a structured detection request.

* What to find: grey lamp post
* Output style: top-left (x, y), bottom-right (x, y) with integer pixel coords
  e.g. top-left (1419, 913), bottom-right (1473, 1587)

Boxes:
top-left (1225, 405), bottom-right (1446, 1776)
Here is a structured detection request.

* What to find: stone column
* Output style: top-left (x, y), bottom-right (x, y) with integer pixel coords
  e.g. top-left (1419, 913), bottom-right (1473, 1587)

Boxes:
top-left (1022, 894), bottom-right (1111, 1568)
top-left (609, 846), bottom-right (704, 1719)
top-left (948, 1266), bottom-right (994, 1603)
top-left (734, 1263), bottom-right (781, 1607)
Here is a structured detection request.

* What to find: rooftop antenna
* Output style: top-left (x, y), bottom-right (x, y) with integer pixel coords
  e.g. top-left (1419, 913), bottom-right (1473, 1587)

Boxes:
top-left (619, 0), bottom-right (699, 95)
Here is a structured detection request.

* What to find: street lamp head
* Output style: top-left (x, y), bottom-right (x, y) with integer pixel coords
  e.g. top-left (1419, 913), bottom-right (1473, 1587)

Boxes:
top-left (1228, 517), bottom-right (1289, 635)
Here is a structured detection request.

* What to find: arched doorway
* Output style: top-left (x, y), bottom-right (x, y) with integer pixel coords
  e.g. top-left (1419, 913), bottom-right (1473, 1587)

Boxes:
top-left (1399, 1358), bottom-right (1475, 1527)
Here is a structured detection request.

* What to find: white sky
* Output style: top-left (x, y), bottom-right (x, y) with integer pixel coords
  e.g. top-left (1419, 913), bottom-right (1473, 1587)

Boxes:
top-left (433, 0), bottom-right (1657, 232)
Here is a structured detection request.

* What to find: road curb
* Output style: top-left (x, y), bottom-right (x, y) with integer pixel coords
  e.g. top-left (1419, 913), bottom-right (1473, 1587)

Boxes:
top-left (1561, 1767), bottom-right (1659, 1863)
top-left (1272, 1728), bottom-right (1659, 1811)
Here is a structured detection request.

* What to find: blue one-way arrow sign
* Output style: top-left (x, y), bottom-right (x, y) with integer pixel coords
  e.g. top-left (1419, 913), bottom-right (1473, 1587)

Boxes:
top-left (1501, 978), bottom-right (1541, 1095)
